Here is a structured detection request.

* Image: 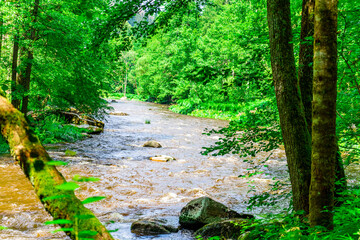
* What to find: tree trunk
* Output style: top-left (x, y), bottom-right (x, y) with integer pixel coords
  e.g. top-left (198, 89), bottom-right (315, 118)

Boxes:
top-left (11, 34), bottom-right (21, 109)
top-left (298, 0), bottom-right (346, 197)
top-left (17, 0), bottom-right (40, 114)
top-left (0, 96), bottom-right (114, 240)
top-left (298, 0), bottom-right (314, 134)
top-left (309, 0), bottom-right (338, 230)
top-left (267, 0), bottom-right (312, 214)
top-left (124, 67), bottom-right (127, 98)
top-left (18, 47), bottom-right (33, 114)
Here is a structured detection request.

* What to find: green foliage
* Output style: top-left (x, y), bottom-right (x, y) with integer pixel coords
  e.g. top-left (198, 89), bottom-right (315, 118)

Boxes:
top-left (243, 189), bottom-right (360, 239)
top-left (45, 219), bottom-right (74, 225)
top-left (128, 0), bottom-right (272, 105)
top-left (202, 99), bottom-right (281, 157)
top-left (0, 0), bottom-right (112, 116)
top-left (0, 135), bottom-right (9, 154)
top-left (335, 1), bottom-right (360, 164)
top-left (31, 115), bottom-right (89, 144)
top-left (56, 182), bottom-right (80, 191)
top-left (81, 196), bottom-right (106, 205)
top-left (46, 161), bottom-right (69, 166)
top-left (45, 175), bottom-right (106, 239)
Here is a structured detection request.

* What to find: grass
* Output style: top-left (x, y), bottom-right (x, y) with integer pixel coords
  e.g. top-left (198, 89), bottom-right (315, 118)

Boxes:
top-left (169, 98), bottom-right (274, 121)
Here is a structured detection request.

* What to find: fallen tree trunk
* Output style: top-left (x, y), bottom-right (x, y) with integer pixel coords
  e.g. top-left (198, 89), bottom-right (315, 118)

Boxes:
top-left (0, 96), bottom-right (113, 240)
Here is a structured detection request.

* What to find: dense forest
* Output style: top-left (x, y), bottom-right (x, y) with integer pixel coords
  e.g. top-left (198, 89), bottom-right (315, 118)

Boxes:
top-left (0, 0), bottom-right (360, 239)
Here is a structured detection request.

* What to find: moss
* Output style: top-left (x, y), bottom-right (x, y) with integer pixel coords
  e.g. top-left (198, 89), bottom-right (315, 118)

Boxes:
top-left (30, 150), bottom-right (40, 158)
top-left (34, 160), bottom-right (45, 171)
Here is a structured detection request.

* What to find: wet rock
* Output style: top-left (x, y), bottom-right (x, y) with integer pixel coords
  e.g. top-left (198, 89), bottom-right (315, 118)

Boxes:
top-left (111, 99), bottom-right (117, 103)
top-left (143, 140), bottom-right (162, 148)
top-left (179, 196), bottom-right (254, 230)
top-left (131, 218), bottom-right (178, 236)
top-left (73, 124), bottom-right (103, 135)
top-left (150, 155), bottom-right (176, 162)
top-left (86, 126), bottom-right (104, 135)
top-left (107, 212), bottom-right (124, 222)
top-left (65, 149), bottom-right (77, 156)
top-left (110, 112), bottom-right (129, 116)
top-left (194, 219), bottom-right (251, 240)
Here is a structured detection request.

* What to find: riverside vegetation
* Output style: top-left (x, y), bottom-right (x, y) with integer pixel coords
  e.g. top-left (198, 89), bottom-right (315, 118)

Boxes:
top-left (0, 0), bottom-right (360, 239)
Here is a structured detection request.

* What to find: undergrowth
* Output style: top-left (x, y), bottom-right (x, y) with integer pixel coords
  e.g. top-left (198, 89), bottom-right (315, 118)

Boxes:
top-left (0, 115), bottom-right (90, 154)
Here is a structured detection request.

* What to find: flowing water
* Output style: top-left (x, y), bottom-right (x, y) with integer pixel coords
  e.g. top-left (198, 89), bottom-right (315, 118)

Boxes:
top-left (0, 100), bottom-right (290, 240)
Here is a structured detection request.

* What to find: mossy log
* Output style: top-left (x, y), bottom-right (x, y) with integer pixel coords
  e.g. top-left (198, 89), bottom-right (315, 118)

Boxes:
top-left (0, 96), bottom-right (113, 240)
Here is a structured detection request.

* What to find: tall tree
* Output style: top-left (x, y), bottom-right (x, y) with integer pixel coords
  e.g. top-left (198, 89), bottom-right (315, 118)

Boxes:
top-left (298, 0), bottom-right (346, 201)
top-left (11, 33), bottom-right (20, 109)
top-left (309, 0), bottom-right (338, 229)
top-left (266, 0), bottom-right (312, 213)
top-left (17, 0), bottom-right (40, 114)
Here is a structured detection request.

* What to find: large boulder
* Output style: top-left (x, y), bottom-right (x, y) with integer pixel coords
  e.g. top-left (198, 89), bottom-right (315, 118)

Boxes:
top-left (131, 218), bottom-right (178, 236)
top-left (179, 197), bottom-right (254, 230)
top-left (194, 219), bottom-right (251, 240)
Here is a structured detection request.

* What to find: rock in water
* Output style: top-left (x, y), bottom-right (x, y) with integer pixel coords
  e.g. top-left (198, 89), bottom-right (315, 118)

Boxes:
top-left (143, 140), bottom-right (162, 148)
top-left (179, 196), bottom-right (254, 230)
top-left (194, 219), bottom-right (250, 240)
top-left (110, 112), bottom-right (129, 116)
top-left (150, 155), bottom-right (176, 162)
top-left (131, 219), bottom-right (178, 236)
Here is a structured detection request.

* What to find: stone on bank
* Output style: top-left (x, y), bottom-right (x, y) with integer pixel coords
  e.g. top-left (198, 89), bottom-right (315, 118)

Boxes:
top-left (179, 196), bottom-right (254, 230)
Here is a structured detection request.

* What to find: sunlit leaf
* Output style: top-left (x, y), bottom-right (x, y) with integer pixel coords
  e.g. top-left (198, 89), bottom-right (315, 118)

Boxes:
top-left (46, 160), bottom-right (69, 166)
top-left (45, 219), bottom-right (73, 225)
top-left (51, 228), bottom-right (74, 233)
top-left (56, 182), bottom-right (79, 191)
top-left (82, 196), bottom-right (106, 204)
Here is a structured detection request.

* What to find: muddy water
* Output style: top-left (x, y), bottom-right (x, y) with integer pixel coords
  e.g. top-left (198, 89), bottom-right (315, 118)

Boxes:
top-left (0, 100), bottom-right (289, 240)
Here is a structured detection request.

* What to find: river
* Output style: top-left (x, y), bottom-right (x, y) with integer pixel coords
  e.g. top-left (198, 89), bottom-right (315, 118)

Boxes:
top-left (0, 100), bottom-right (289, 239)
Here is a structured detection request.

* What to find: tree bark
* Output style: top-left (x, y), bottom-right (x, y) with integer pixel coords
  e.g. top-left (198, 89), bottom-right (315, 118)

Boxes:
top-left (309, 0), bottom-right (338, 230)
top-left (0, 96), bottom-right (114, 240)
top-left (267, 0), bottom-right (312, 214)
top-left (298, 0), bottom-right (346, 197)
top-left (298, 0), bottom-right (314, 134)
top-left (11, 33), bottom-right (21, 109)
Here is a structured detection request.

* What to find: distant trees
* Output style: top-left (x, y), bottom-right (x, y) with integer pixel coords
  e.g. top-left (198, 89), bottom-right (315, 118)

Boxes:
top-left (131, 0), bottom-right (271, 104)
